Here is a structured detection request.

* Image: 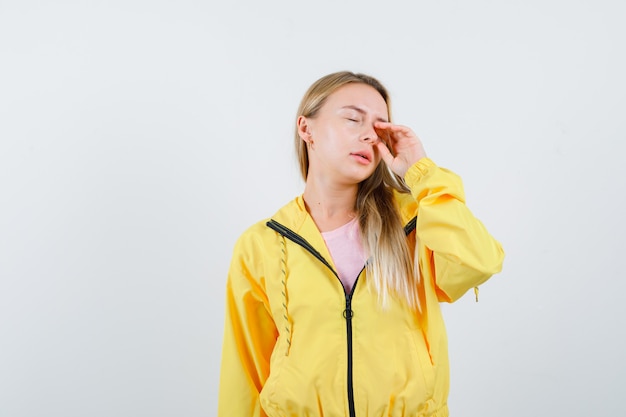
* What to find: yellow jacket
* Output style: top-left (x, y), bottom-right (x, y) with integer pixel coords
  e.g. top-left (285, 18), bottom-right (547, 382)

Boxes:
top-left (218, 158), bottom-right (504, 417)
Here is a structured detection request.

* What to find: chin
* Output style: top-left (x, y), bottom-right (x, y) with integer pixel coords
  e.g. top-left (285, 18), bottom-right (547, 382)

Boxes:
top-left (341, 164), bottom-right (379, 185)
top-left (350, 171), bottom-right (377, 184)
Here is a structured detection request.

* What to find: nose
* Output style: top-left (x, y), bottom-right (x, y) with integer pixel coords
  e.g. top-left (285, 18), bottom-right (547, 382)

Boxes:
top-left (360, 123), bottom-right (378, 144)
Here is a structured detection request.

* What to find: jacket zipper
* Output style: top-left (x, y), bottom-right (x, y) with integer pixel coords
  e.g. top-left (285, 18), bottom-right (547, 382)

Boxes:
top-left (266, 216), bottom-right (416, 417)
top-left (267, 220), bottom-right (359, 416)
top-left (345, 272), bottom-right (362, 417)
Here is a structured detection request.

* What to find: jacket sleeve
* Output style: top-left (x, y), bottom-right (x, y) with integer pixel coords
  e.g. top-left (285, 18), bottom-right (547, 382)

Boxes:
top-left (218, 229), bottom-right (278, 417)
top-left (403, 158), bottom-right (505, 302)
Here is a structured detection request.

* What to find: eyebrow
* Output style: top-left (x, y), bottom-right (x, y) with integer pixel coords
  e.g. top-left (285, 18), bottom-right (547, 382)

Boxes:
top-left (340, 105), bottom-right (388, 123)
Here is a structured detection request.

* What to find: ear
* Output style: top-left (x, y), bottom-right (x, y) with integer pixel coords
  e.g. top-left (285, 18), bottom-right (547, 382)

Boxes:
top-left (297, 115), bottom-right (313, 143)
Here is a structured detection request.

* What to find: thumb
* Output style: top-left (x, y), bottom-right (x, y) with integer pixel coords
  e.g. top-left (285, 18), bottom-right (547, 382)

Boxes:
top-left (376, 141), bottom-right (394, 166)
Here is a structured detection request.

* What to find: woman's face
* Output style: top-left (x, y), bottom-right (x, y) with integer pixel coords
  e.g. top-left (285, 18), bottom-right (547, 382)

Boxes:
top-left (299, 83), bottom-right (389, 186)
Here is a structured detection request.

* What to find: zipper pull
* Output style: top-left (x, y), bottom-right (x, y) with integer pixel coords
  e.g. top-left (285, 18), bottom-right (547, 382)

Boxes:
top-left (474, 286), bottom-right (479, 303)
top-left (343, 296), bottom-right (354, 320)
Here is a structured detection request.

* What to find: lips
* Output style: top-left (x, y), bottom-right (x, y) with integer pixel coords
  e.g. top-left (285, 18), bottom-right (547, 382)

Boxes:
top-left (350, 149), bottom-right (372, 162)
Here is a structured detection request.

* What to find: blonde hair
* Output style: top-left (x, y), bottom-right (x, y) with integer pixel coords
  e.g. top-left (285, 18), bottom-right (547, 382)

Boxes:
top-left (295, 71), bottom-right (419, 310)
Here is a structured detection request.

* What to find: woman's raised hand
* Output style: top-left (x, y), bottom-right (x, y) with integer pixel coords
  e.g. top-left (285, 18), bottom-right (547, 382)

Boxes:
top-left (374, 122), bottom-right (427, 178)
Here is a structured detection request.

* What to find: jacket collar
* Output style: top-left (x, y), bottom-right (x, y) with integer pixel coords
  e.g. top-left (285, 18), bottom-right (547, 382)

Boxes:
top-left (269, 195), bottom-right (335, 267)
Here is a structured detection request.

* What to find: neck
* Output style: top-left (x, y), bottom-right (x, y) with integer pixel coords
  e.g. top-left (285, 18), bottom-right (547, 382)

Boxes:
top-left (303, 177), bottom-right (358, 233)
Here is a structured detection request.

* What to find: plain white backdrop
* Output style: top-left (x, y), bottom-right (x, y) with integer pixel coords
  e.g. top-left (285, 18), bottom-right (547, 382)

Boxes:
top-left (1, 0), bottom-right (625, 415)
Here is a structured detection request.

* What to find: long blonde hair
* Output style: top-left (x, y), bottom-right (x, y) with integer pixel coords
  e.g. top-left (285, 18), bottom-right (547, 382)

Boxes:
top-left (295, 71), bottom-right (419, 310)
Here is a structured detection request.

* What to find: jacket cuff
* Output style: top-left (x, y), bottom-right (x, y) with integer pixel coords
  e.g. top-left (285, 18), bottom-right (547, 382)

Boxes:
top-left (403, 157), bottom-right (436, 186)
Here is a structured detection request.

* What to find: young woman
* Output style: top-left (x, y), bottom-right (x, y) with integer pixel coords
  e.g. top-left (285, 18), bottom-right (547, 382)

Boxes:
top-left (218, 71), bottom-right (504, 417)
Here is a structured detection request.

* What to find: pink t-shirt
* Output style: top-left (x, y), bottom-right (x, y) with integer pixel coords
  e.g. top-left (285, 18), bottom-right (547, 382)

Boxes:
top-left (321, 218), bottom-right (367, 292)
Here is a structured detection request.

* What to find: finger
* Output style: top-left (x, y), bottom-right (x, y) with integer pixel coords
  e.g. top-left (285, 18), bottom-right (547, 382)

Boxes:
top-left (374, 125), bottom-right (393, 147)
top-left (373, 121), bottom-right (393, 134)
top-left (375, 141), bottom-right (395, 166)
top-left (374, 121), bottom-right (412, 133)
top-left (386, 125), bottom-right (415, 140)
top-left (375, 122), bottom-right (414, 143)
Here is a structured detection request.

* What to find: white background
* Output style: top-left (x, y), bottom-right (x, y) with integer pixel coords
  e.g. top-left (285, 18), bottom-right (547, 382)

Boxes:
top-left (1, 0), bottom-right (625, 416)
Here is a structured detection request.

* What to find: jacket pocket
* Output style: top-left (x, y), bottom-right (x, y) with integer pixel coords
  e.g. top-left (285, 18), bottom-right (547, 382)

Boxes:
top-left (259, 336), bottom-right (289, 417)
top-left (406, 329), bottom-right (436, 398)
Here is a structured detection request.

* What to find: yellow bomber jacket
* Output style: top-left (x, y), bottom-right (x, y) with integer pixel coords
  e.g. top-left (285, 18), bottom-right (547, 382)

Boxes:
top-left (218, 158), bottom-right (505, 417)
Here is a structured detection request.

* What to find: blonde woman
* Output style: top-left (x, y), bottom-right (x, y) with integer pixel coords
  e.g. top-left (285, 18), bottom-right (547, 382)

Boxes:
top-left (218, 71), bottom-right (504, 417)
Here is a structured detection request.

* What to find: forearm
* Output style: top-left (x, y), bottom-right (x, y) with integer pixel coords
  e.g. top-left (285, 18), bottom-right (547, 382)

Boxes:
top-left (405, 158), bottom-right (505, 301)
